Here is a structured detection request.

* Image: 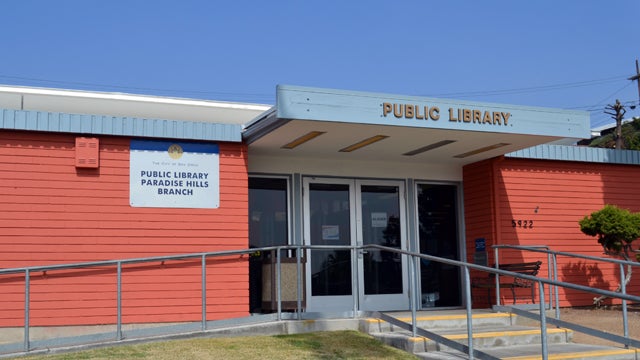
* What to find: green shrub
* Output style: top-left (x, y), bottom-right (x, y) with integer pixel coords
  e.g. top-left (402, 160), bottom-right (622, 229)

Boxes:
top-left (579, 205), bottom-right (640, 260)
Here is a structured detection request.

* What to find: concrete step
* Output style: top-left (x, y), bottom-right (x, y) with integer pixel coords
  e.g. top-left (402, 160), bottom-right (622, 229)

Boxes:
top-left (361, 310), bottom-right (515, 333)
top-left (369, 326), bottom-right (572, 353)
top-left (416, 344), bottom-right (639, 360)
top-left (364, 311), bottom-right (638, 360)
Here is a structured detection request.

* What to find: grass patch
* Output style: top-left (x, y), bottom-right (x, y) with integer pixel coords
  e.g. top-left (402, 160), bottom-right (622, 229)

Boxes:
top-left (21, 330), bottom-right (418, 360)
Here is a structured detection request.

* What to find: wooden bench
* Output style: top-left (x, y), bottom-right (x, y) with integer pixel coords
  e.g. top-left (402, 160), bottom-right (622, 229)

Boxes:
top-left (471, 261), bottom-right (542, 305)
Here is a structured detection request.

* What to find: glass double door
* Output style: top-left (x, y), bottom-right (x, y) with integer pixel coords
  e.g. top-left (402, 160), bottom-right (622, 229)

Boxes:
top-left (303, 178), bottom-right (408, 312)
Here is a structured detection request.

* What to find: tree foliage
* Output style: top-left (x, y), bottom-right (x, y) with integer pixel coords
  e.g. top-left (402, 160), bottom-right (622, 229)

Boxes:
top-left (579, 205), bottom-right (640, 261)
top-left (585, 117), bottom-right (640, 150)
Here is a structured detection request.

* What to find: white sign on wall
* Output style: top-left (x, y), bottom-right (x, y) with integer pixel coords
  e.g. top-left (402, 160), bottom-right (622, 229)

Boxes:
top-left (130, 139), bottom-right (219, 208)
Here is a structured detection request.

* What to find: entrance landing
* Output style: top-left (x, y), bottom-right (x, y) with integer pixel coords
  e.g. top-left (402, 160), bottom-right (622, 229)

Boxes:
top-left (1, 309), bottom-right (637, 360)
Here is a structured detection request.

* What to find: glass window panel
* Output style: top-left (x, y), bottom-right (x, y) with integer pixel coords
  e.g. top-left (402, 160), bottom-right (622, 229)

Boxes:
top-left (309, 183), bottom-right (352, 296)
top-left (248, 177), bottom-right (289, 313)
top-left (361, 185), bottom-right (402, 295)
top-left (249, 178), bottom-right (288, 248)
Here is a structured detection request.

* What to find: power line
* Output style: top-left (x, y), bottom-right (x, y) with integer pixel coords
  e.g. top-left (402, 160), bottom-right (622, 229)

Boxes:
top-left (627, 58), bottom-right (640, 103)
top-left (1, 73), bottom-right (631, 99)
top-left (0, 73), bottom-right (637, 111)
top-left (590, 99), bottom-right (639, 128)
top-left (423, 75), bottom-right (627, 98)
top-left (576, 82), bottom-right (635, 111)
top-left (582, 99), bottom-right (638, 112)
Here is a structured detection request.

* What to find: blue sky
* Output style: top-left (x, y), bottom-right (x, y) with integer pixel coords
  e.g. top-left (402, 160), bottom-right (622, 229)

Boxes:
top-left (1, 0), bottom-right (639, 127)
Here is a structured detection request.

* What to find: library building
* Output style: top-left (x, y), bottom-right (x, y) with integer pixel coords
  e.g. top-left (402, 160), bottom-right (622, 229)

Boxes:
top-left (1, 84), bottom-right (639, 329)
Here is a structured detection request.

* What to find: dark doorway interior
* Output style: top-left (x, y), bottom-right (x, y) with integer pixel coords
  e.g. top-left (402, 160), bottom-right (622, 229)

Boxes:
top-left (417, 184), bottom-right (461, 307)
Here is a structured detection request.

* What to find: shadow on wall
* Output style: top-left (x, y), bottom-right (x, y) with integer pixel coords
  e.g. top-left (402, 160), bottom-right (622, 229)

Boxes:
top-left (561, 261), bottom-right (611, 307)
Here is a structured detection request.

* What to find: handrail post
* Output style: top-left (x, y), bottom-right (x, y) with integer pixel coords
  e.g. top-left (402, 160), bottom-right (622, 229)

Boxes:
top-left (463, 265), bottom-right (474, 360)
top-left (538, 281), bottom-right (548, 360)
top-left (546, 252), bottom-right (552, 310)
top-left (408, 253), bottom-right (417, 337)
top-left (414, 255), bottom-right (420, 336)
top-left (296, 245), bottom-right (302, 320)
top-left (619, 263), bottom-right (629, 348)
top-left (276, 247), bottom-right (282, 321)
top-left (201, 254), bottom-right (207, 331)
top-left (116, 262), bottom-right (122, 341)
top-left (552, 253), bottom-right (560, 320)
top-left (494, 247), bottom-right (501, 306)
top-left (24, 269), bottom-right (30, 352)
top-left (352, 245), bottom-right (358, 318)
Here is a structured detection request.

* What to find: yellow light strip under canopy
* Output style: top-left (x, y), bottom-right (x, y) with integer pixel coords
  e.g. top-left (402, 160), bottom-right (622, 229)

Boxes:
top-left (403, 140), bottom-right (457, 156)
top-left (339, 135), bottom-right (389, 152)
top-left (453, 143), bottom-right (510, 158)
top-left (281, 131), bottom-right (326, 149)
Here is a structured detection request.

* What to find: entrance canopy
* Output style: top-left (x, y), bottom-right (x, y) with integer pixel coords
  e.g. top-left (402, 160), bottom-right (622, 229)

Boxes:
top-left (244, 85), bottom-right (590, 165)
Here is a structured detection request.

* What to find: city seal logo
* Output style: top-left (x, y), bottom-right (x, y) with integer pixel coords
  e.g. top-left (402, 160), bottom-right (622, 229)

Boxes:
top-left (167, 144), bottom-right (184, 159)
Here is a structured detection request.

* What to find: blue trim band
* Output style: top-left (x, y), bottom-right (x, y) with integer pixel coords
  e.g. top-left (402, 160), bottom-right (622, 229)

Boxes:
top-left (0, 108), bottom-right (242, 142)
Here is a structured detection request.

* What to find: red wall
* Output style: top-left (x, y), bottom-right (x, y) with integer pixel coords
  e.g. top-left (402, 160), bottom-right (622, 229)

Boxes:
top-left (464, 156), bottom-right (640, 308)
top-left (0, 130), bottom-right (249, 326)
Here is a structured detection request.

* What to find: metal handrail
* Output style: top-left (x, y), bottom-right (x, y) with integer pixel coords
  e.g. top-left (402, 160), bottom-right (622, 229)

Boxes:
top-left (0, 248), bottom-right (266, 275)
top-left (372, 244), bottom-right (640, 358)
top-left (493, 244), bottom-right (640, 267)
top-left (489, 245), bottom-right (554, 311)
top-left (0, 246), bottom-right (284, 353)
top-left (366, 244), bottom-right (640, 302)
top-left (2, 244), bottom-right (639, 359)
top-left (493, 244), bottom-right (640, 348)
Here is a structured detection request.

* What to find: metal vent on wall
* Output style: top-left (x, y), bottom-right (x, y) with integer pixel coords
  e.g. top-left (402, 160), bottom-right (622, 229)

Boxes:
top-left (75, 137), bottom-right (99, 168)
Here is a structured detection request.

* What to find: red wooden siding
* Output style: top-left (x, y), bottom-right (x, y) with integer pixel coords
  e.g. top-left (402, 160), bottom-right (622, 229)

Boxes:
top-left (464, 156), bottom-right (640, 307)
top-left (463, 159), bottom-right (499, 307)
top-left (0, 130), bottom-right (249, 326)
top-left (463, 159), bottom-right (498, 252)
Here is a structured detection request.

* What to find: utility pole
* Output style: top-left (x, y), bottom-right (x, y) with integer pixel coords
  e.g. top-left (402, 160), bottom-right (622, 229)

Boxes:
top-left (605, 99), bottom-right (626, 149)
top-left (629, 58), bottom-right (640, 103)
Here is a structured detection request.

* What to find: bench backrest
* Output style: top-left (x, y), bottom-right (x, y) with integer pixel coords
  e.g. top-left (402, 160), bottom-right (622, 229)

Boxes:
top-left (497, 261), bottom-right (542, 276)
